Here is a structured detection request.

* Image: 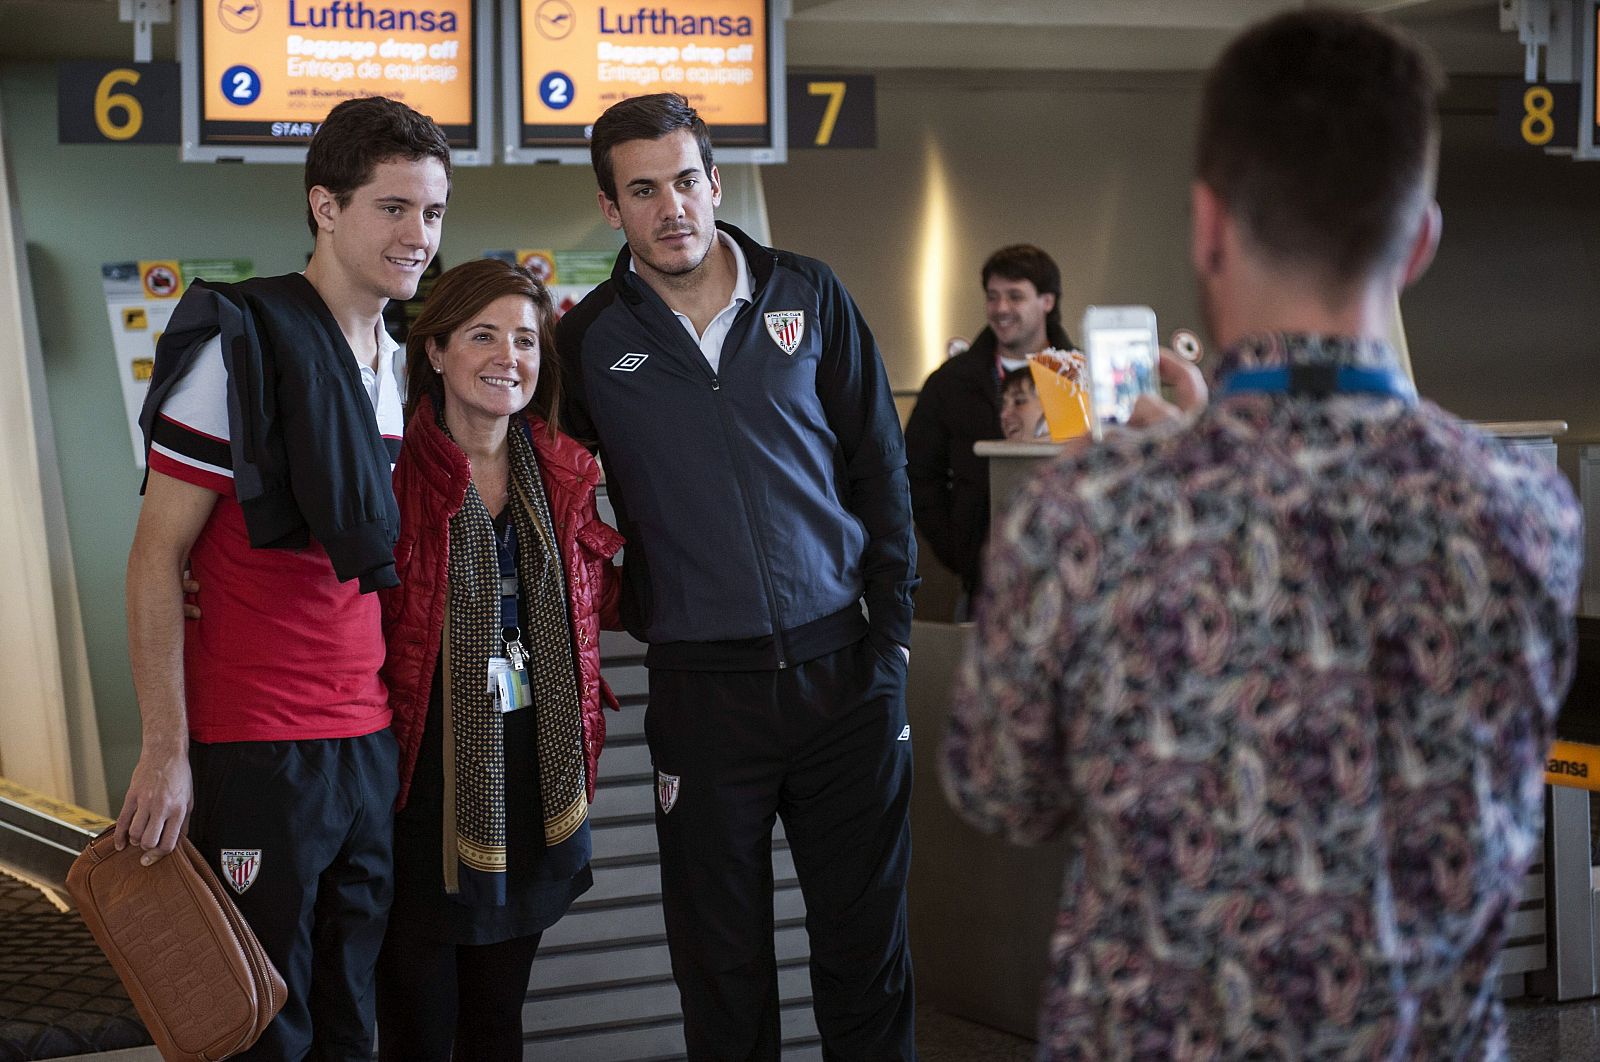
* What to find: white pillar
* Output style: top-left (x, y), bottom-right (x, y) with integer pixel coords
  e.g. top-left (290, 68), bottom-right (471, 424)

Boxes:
top-left (0, 86), bottom-right (108, 813)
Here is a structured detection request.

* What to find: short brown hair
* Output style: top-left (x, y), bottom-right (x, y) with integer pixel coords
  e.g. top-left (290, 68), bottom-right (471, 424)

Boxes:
top-left (1000, 366), bottom-right (1037, 397)
top-left (589, 93), bottom-right (714, 202)
top-left (304, 96), bottom-right (453, 240)
top-left (1197, 8), bottom-right (1444, 287)
top-left (404, 258), bottom-right (560, 438)
top-left (982, 245), bottom-right (1063, 328)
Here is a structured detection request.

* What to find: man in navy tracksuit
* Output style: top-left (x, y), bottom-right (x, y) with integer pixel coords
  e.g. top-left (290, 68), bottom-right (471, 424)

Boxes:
top-left (556, 93), bottom-right (919, 1060)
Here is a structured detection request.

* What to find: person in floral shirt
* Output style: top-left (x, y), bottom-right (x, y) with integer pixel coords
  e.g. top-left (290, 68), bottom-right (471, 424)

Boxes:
top-left (942, 9), bottom-right (1583, 1059)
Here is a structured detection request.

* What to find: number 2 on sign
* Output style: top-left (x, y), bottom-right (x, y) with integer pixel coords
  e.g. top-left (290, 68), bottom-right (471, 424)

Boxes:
top-left (94, 68), bottom-right (143, 141)
top-left (1521, 85), bottom-right (1555, 146)
top-left (807, 81), bottom-right (846, 147)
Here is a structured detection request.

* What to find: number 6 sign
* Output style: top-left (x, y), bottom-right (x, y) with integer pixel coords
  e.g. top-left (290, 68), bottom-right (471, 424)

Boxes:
top-left (57, 61), bottom-right (180, 145)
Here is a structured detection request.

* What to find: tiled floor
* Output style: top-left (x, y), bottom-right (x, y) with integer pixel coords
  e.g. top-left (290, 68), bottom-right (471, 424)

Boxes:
top-left (918, 998), bottom-right (1600, 1060)
top-left (1507, 997), bottom-right (1600, 1060)
top-left (6, 840), bottom-right (1596, 1062)
top-left (917, 1007), bottom-right (1035, 1061)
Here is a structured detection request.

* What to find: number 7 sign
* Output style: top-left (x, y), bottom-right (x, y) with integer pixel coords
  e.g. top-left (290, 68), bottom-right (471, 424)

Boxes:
top-left (787, 74), bottom-right (875, 150)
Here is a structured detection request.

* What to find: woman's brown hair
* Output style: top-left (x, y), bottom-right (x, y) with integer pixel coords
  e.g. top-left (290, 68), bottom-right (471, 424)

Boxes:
top-left (403, 258), bottom-right (560, 438)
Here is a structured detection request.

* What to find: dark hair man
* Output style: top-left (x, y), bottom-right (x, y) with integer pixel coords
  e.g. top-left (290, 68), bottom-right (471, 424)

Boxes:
top-left (558, 93), bottom-right (918, 1059)
top-left (944, 9), bottom-right (1581, 1057)
top-left (904, 244), bottom-right (1072, 602)
top-left (116, 96), bottom-right (451, 1060)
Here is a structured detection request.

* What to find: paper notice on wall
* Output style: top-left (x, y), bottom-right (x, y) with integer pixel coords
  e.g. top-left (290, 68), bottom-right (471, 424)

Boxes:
top-left (103, 258), bottom-right (252, 468)
top-left (482, 248), bottom-right (616, 319)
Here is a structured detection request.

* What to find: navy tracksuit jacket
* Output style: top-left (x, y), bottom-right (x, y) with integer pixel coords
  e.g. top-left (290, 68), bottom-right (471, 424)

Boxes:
top-left (556, 222), bottom-right (920, 1060)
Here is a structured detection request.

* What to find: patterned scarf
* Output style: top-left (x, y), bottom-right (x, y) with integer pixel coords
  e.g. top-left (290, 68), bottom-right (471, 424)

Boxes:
top-left (441, 418), bottom-right (588, 903)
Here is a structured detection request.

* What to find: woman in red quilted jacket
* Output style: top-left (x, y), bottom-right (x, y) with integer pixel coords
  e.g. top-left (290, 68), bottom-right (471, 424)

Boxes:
top-left (374, 258), bottom-right (623, 1061)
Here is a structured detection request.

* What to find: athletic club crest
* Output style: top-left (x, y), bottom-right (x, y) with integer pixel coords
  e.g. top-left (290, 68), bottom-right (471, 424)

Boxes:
top-left (220, 849), bottom-right (261, 895)
top-left (657, 771), bottom-right (680, 814)
top-left (764, 310), bottom-right (805, 356)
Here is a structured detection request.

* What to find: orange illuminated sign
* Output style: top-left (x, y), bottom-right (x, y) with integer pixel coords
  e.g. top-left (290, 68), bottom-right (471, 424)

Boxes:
top-left (189, 0), bottom-right (483, 153)
top-left (508, 0), bottom-right (780, 160)
top-left (1546, 740), bottom-right (1600, 792)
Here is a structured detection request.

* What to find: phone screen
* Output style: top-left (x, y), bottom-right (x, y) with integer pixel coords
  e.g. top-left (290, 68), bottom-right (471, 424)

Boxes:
top-left (1088, 326), bottom-right (1157, 424)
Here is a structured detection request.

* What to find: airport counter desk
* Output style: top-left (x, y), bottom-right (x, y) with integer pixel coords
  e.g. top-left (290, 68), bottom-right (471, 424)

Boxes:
top-left (905, 421), bottom-right (1588, 1039)
top-left (1531, 614), bottom-right (1600, 1002)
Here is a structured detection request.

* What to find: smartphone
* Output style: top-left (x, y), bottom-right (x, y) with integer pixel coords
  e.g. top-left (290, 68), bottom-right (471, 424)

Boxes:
top-left (1082, 305), bottom-right (1159, 435)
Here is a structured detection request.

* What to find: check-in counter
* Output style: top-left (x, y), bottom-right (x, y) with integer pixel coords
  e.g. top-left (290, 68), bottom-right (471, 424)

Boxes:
top-left (1535, 616), bottom-right (1600, 1001)
top-left (1464, 424), bottom-right (1596, 1002)
top-left (904, 439), bottom-right (1076, 1040)
top-left (907, 421), bottom-right (1573, 1035)
top-left (905, 619), bottom-right (1063, 1040)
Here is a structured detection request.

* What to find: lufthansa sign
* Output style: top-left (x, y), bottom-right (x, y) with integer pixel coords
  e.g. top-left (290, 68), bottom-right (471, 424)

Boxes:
top-left (1545, 740), bottom-right (1600, 791)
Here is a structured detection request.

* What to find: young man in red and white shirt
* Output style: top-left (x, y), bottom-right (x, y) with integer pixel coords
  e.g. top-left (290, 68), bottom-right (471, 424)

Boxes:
top-left (115, 97), bottom-right (449, 1061)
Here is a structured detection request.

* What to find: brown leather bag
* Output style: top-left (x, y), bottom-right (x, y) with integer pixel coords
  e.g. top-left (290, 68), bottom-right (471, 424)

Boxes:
top-left (66, 828), bottom-right (287, 1061)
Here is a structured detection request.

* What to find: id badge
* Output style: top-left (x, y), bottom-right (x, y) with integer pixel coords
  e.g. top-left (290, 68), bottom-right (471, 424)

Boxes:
top-left (487, 656), bottom-right (532, 713)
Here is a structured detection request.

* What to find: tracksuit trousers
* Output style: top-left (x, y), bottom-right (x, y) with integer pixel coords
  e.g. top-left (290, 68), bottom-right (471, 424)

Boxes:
top-left (187, 729), bottom-right (399, 1062)
top-left (646, 632), bottom-right (918, 1061)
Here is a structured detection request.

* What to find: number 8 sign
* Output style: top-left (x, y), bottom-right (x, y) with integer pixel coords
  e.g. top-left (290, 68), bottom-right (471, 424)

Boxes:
top-left (221, 64), bottom-right (262, 106)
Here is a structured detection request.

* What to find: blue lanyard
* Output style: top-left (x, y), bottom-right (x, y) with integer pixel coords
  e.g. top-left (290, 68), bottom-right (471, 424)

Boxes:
top-left (496, 520), bottom-right (519, 630)
top-left (1219, 365), bottom-right (1416, 406)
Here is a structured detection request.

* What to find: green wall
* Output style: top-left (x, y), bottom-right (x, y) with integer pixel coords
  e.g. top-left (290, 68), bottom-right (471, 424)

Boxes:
top-left (12, 58), bottom-right (1599, 807)
top-left (2, 61), bottom-right (624, 805)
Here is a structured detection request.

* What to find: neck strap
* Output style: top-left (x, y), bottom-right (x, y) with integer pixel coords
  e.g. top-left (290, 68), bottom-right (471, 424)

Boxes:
top-left (1220, 364), bottom-right (1416, 405)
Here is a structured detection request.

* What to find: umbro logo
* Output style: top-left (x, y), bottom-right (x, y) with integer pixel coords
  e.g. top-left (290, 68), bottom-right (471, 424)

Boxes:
top-left (610, 353), bottom-right (650, 372)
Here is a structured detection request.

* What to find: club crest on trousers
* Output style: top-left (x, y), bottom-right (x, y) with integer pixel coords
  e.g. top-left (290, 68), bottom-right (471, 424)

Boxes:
top-left (764, 310), bottom-right (805, 356)
top-left (220, 849), bottom-right (261, 895)
top-left (657, 770), bottom-right (680, 814)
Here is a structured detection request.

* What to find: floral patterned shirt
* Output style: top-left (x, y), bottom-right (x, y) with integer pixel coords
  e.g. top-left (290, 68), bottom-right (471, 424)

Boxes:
top-left (942, 333), bottom-right (1582, 1060)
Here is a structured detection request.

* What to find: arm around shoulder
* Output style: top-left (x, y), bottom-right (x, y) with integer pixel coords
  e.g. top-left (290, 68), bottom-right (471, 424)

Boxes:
top-left (555, 294), bottom-right (604, 452)
top-left (117, 471), bottom-right (218, 864)
top-left (598, 559), bottom-right (623, 632)
top-left (576, 494), bottom-right (627, 632)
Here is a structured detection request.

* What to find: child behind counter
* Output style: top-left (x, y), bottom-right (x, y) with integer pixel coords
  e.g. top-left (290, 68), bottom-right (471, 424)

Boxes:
top-left (999, 366), bottom-right (1050, 441)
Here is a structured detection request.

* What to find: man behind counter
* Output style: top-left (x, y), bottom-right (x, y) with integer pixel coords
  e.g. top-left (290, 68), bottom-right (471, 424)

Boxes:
top-left (904, 244), bottom-right (1072, 604)
top-left (944, 8), bottom-right (1582, 1057)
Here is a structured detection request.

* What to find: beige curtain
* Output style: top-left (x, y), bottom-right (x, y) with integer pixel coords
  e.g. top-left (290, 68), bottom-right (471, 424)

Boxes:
top-left (0, 91), bottom-right (108, 813)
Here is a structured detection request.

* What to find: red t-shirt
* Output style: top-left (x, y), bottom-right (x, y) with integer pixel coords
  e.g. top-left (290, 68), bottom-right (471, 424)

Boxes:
top-left (148, 330), bottom-right (401, 742)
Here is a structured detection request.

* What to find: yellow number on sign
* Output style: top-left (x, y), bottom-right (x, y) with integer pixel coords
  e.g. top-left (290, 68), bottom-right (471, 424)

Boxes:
top-left (94, 68), bottom-right (144, 141)
top-left (1521, 85), bottom-right (1555, 146)
top-left (807, 81), bottom-right (847, 147)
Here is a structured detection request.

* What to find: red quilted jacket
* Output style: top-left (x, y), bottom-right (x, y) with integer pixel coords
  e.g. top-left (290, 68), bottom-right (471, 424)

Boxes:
top-left (380, 396), bottom-right (624, 811)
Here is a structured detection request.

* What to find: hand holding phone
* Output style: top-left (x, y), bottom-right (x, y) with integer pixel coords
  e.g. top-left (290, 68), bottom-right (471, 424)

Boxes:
top-left (1082, 305), bottom-right (1159, 433)
top-left (1127, 348), bottom-right (1209, 428)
